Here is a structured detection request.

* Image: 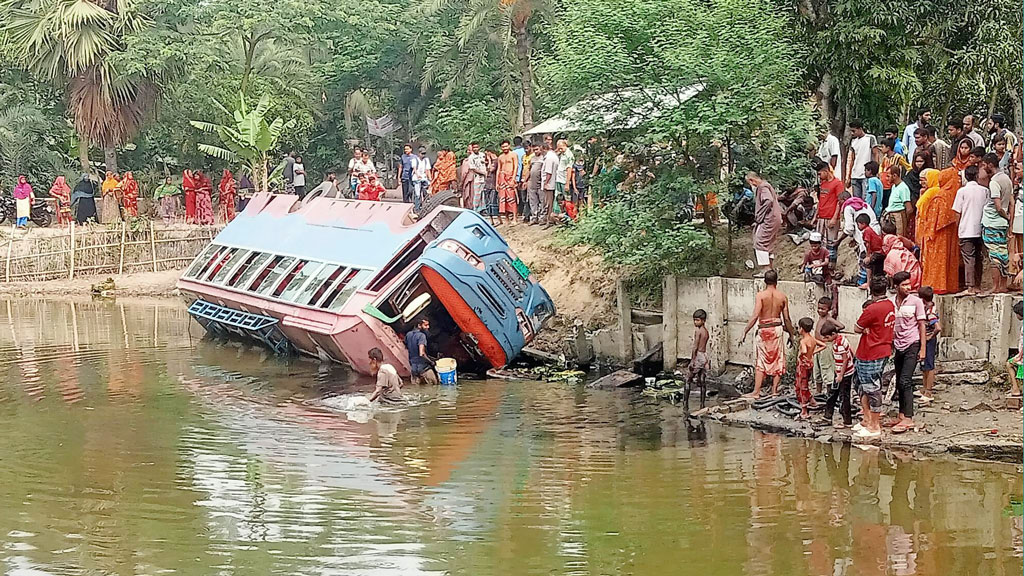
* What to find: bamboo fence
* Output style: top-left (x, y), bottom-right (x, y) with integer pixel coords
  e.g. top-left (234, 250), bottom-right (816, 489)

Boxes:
top-left (1, 223), bottom-right (222, 282)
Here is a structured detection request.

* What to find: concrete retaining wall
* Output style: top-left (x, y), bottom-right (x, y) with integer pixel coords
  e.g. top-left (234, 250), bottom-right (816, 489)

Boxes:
top-left (596, 276), bottom-right (1022, 375)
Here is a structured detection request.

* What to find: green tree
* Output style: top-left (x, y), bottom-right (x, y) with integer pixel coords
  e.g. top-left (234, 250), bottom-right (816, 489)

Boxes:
top-left (1, 0), bottom-right (168, 172)
top-left (190, 92), bottom-right (296, 193)
top-left (420, 0), bottom-right (552, 132)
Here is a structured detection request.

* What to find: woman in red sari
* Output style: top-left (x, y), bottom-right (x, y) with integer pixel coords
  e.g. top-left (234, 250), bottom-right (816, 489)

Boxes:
top-left (183, 170), bottom-right (197, 224)
top-left (121, 171), bottom-right (140, 218)
top-left (49, 175), bottom-right (72, 226)
top-left (194, 170), bottom-right (215, 225)
top-left (218, 169), bottom-right (237, 223)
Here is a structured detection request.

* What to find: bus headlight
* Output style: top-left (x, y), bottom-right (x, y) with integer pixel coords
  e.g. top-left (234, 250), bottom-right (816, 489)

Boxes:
top-left (516, 308), bottom-right (535, 342)
top-left (438, 240), bottom-right (485, 270)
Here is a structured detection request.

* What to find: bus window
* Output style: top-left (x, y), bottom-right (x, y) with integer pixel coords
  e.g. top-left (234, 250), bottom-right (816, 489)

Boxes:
top-left (202, 248), bottom-right (236, 282)
top-left (255, 257), bottom-right (297, 296)
top-left (184, 244), bottom-right (220, 279)
top-left (212, 249), bottom-right (250, 284)
top-left (247, 255), bottom-right (284, 293)
top-left (327, 269), bottom-right (372, 312)
top-left (296, 264), bottom-right (341, 306)
top-left (277, 261), bottom-right (324, 301)
top-left (231, 252), bottom-right (272, 290)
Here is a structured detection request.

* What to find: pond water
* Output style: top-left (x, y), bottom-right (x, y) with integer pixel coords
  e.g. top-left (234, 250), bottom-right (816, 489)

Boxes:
top-left (0, 299), bottom-right (1020, 576)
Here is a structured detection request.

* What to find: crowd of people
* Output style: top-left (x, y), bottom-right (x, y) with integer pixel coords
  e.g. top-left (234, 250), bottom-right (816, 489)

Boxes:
top-left (9, 169), bottom-right (248, 228)
top-left (317, 135), bottom-right (590, 226)
top-left (734, 109), bottom-right (1023, 441)
top-left (750, 109), bottom-right (1023, 298)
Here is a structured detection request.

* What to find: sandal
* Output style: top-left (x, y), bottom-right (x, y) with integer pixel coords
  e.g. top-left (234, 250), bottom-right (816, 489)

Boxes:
top-left (891, 422), bottom-right (913, 434)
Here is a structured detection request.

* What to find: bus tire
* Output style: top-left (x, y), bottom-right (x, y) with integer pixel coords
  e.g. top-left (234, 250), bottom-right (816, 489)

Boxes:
top-left (416, 190), bottom-right (460, 217)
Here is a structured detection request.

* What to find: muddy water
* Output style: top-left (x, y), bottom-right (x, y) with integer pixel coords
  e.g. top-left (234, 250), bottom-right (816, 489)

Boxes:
top-left (0, 299), bottom-right (1020, 576)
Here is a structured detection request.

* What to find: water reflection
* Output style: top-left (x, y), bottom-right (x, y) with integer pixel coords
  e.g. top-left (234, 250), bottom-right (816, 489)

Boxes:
top-left (0, 298), bottom-right (1019, 576)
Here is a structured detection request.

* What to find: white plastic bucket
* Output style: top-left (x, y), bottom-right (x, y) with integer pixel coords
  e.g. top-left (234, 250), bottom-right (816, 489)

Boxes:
top-left (436, 357), bottom-right (457, 385)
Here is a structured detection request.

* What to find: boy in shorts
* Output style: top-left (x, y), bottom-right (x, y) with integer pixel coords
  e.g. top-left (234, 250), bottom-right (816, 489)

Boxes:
top-left (686, 309), bottom-right (710, 409)
top-left (795, 317), bottom-right (826, 420)
top-left (918, 286), bottom-right (940, 403)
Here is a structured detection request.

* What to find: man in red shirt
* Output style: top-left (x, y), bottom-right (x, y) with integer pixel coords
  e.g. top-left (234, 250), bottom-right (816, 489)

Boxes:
top-left (853, 276), bottom-right (895, 439)
top-left (815, 160), bottom-right (843, 262)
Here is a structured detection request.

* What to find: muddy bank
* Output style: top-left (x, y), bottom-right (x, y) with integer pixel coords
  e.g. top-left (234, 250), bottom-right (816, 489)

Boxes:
top-left (692, 382), bottom-right (1023, 463)
top-left (0, 269), bottom-right (182, 298)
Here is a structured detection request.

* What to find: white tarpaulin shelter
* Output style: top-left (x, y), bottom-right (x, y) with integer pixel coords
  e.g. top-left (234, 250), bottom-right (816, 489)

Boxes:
top-left (524, 85), bottom-right (702, 135)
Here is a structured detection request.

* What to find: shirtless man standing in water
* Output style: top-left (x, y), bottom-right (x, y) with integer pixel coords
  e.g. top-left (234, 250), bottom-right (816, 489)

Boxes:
top-left (738, 270), bottom-right (795, 398)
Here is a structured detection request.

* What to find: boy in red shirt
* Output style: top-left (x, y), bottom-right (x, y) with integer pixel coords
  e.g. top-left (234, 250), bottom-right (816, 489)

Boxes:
top-left (857, 212), bottom-right (885, 290)
top-left (853, 276), bottom-right (895, 439)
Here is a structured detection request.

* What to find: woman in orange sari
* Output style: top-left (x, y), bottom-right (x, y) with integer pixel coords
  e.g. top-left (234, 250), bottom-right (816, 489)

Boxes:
top-left (431, 148), bottom-right (457, 192)
top-left (121, 171), bottom-right (139, 218)
top-left (217, 169), bottom-right (237, 223)
top-left (49, 176), bottom-right (72, 226)
top-left (915, 168), bottom-right (960, 294)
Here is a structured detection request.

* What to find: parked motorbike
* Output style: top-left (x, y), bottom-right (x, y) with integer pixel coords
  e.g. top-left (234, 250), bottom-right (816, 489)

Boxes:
top-left (0, 196), bottom-right (54, 228)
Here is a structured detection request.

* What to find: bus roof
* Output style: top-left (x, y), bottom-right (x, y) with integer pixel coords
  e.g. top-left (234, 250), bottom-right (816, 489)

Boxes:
top-left (213, 193), bottom-right (441, 269)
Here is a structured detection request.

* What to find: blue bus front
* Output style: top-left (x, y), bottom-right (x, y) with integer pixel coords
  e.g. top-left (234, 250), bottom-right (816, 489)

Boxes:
top-left (418, 211), bottom-right (555, 367)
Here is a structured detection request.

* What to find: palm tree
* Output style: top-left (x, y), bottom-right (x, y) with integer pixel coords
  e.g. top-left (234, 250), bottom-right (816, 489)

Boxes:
top-left (2, 0), bottom-right (162, 173)
top-left (420, 0), bottom-right (552, 133)
top-left (190, 92), bottom-right (296, 194)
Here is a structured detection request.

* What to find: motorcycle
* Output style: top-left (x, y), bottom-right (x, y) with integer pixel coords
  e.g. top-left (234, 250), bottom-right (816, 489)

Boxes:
top-left (0, 196), bottom-right (54, 228)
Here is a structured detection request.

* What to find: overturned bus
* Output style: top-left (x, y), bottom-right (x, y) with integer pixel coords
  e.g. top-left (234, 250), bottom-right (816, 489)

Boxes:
top-left (176, 192), bottom-right (555, 376)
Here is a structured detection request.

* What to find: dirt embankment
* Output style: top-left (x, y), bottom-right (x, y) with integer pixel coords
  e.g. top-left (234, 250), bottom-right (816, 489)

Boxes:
top-left (501, 223), bottom-right (620, 354)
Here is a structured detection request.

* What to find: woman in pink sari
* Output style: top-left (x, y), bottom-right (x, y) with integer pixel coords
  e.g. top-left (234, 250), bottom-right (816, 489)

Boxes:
top-left (881, 220), bottom-right (921, 290)
top-left (50, 176), bottom-right (72, 226)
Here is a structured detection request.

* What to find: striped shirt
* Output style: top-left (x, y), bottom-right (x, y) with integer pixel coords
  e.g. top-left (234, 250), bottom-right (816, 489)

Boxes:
top-left (832, 334), bottom-right (855, 378)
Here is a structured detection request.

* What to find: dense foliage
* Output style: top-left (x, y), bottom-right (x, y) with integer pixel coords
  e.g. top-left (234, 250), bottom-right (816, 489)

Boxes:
top-left (0, 0), bottom-right (1019, 282)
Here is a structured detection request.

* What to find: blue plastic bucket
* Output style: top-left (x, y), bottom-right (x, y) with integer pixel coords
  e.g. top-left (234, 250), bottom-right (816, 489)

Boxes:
top-left (436, 358), bottom-right (457, 385)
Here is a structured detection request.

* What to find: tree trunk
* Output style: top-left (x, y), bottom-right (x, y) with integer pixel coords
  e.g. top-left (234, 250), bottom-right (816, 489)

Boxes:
top-left (78, 133), bottom-right (91, 174)
top-left (103, 146), bottom-right (118, 174)
top-left (1007, 84), bottom-right (1023, 133)
top-left (815, 73), bottom-right (834, 132)
top-left (513, 20), bottom-right (535, 132)
top-left (240, 36), bottom-right (256, 95)
top-left (987, 84), bottom-right (999, 120)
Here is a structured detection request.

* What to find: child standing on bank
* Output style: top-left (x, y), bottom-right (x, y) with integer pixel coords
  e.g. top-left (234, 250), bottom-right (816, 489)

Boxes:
top-left (918, 286), bottom-right (941, 404)
top-left (796, 317), bottom-right (827, 421)
top-left (821, 323), bottom-right (855, 428)
top-left (687, 309), bottom-right (710, 409)
top-left (853, 276), bottom-right (896, 440)
top-left (813, 296), bottom-right (845, 395)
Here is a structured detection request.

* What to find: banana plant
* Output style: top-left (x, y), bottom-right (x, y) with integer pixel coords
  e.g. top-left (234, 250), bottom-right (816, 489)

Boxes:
top-left (190, 92), bottom-right (295, 193)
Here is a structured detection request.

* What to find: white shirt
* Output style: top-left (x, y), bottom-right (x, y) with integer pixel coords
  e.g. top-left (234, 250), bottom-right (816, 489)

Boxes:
top-left (1013, 191), bottom-right (1023, 235)
top-left (292, 163), bottom-right (306, 187)
top-left (412, 156), bottom-right (431, 181)
top-left (902, 122), bottom-right (919, 161)
top-left (842, 204), bottom-right (880, 253)
top-left (952, 181), bottom-right (989, 238)
top-left (352, 158), bottom-right (376, 177)
top-left (849, 135), bottom-right (873, 179)
top-left (541, 151), bottom-right (559, 190)
top-left (468, 152), bottom-right (486, 184)
top-left (817, 134), bottom-right (842, 182)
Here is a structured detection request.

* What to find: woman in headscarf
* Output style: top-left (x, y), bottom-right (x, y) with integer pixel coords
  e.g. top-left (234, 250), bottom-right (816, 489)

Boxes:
top-left (100, 171), bottom-right (122, 224)
top-left (951, 138), bottom-right (972, 173)
top-left (903, 150), bottom-right (932, 242)
top-left (182, 170), bottom-right (197, 224)
top-left (915, 168), bottom-right (960, 294)
top-left (13, 175), bottom-right (33, 229)
top-left (49, 175), bottom-right (72, 227)
top-left (217, 169), bottom-right (237, 223)
top-left (72, 173), bottom-right (97, 224)
top-left (153, 176), bottom-right (181, 224)
top-left (194, 170), bottom-right (215, 225)
top-left (431, 148), bottom-right (457, 192)
top-left (121, 171), bottom-right (139, 218)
